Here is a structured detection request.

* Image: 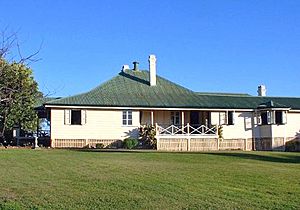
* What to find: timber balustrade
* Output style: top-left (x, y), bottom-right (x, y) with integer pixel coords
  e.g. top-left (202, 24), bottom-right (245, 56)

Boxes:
top-left (155, 123), bottom-right (218, 136)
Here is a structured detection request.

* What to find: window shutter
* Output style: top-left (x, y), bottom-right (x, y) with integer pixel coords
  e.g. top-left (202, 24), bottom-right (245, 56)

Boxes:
top-left (64, 109), bottom-right (71, 125)
top-left (219, 112), bottom-right (226, 125)
top-left (257, 112), bottom-right (262, 125)
top-left (267, 111), bottom-right (272, 124)
top-left (272, 111), bottom-right (276, 124)
top-left (282, 111), bottom-right (287, 124)
top-left (232, 111), bottom-right (235, 125)
top-left (81, 110), bottom-right (86, 125)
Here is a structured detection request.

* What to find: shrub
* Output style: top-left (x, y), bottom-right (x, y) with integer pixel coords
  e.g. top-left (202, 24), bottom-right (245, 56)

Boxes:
top-left (123, 138), bottom-right (138, 149)
top-left (83, 144), bottom-right (90, 149)
top-left (139, 125), bottom-right (157, 149)
top-left (285, 139), bottom-right (300, 152)
top-left (95, 143), bottom-right (104, 149)
top-left (218, 125), bottom-right (224, 140)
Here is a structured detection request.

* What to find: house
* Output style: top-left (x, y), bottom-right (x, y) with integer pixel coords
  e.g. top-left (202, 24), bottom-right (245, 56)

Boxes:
top-left (44, 55), bottom-right (300, 151)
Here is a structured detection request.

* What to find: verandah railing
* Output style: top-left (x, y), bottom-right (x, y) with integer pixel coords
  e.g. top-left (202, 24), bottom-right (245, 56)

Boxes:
top-left (155, 123), bottom-right (218, 136)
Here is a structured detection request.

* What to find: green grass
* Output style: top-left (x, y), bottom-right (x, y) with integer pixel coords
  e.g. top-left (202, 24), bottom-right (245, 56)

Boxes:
top-left (0, 149), bottom-right (299, 209)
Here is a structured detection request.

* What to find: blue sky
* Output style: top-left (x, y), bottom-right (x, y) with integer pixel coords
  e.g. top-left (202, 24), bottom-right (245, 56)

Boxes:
top-left (1, 0), bottom-right (300, 97)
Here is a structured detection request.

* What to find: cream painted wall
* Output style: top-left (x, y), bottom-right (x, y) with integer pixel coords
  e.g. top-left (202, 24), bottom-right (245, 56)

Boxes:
top-left (50, 108), bottom-right (300, 142)
top-left (259, 125), bottom-right (273, 138)
top-left (51, 108), bottom-right (140, 140)
top-left (224, 112), bottom-right (253, 139)
top-left (210, 112), bottom-right (219, 125)
top-left (285, 112), bottom-right (300, 137)
top-left (211, 111), bottom-right (253, 139)
top-left (256, 111), bottom-right (300, 139)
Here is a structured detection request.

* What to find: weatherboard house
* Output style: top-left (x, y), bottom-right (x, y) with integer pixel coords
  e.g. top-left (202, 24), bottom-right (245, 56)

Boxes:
top-left (44, 55), bottom-right (300, 151)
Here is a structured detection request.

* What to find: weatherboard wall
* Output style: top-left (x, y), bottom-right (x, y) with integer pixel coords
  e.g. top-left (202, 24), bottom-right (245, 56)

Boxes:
top-left (211, 111), bottom-right (254, 139)
top-left (285, 112), bottom-right (300, 138)
top-left (50, 109), bottom-right (140, 144)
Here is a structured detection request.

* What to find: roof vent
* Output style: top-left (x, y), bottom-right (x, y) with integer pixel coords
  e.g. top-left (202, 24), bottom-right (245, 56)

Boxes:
top-left (133, 61), bottom-right (139, 71)
top-left (149, 54), bottom-right (157, 86)
top-left (257, 85), bottom-right (266, 96)
top-left (122, 65), bottom-right (130, 71)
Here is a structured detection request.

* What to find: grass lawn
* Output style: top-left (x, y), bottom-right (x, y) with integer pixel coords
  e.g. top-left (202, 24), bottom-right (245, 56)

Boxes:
top-left (0, 149), bottom-right (299, 209)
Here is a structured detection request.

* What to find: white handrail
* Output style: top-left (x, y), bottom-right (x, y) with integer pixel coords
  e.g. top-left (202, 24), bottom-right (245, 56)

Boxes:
top-left (156, 124), bottom-right (218, 136)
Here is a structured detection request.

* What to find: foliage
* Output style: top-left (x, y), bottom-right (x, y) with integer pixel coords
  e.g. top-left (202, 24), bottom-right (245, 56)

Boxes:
top-left (123, 138), bottom-right (138, 149)
top-left (139, 124), bottom-right (157, 149)
top-left (218, 125), bottom-right (224, 140)
top-left (285, 139), bottom-right (300, 152)
top-left (95, 143), bottom-right (104, 149)
top-left (0, 58), bottom-right (41, 140)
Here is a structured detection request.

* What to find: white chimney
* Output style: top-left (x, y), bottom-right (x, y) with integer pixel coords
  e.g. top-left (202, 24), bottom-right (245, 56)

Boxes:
top-left (257, 85), bottom-right (267, 96)
top-left (122, 65), bottom-right (130, 71)
top-left (149, 54), bottom-right (157, 86)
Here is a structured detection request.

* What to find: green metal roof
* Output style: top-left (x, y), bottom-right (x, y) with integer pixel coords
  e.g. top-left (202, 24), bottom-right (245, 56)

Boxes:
top-left (45, 70), bottom-right (300, 110)
top-left (196, 92), bottom-right (251, 96)
top-left (35, 97), bottom-right (62, 110)
top-left (194, 95), bottom-right (299, 109)
top-left (257, 100), bottom-right (290, 109)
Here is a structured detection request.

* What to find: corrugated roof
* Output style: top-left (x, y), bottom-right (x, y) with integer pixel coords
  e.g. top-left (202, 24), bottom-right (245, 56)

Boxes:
top-left (45, 70), bottom-right (300, 110)
top-left (35, 97), bottom-right (62, 110)
top-left (196, 92), bottom-right (251, 96)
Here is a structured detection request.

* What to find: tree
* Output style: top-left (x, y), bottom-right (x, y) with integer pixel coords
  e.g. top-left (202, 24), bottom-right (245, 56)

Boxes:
top-left (0, 30), bottom-right (41, 142)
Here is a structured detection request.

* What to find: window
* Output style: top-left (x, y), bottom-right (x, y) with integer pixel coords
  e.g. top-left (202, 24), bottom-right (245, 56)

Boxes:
top-left (171, 111), bottom-right (180, 125)
top-left (228, 111), bottom-right (235, 125)
top-left (64, 109), bottom-right (86, 125)
top-left (220, 111), bottom-right (235, 125)
top-left (261, 111), bottom-right (268, 125)
top-left (275, 111), bottom-right (286, 125)
top-left (71, 110), bottom-right (81, 125)
top-left (123, 110), bottom-right (132, 125)
top-left (259, 110), bottom-right (286, 125)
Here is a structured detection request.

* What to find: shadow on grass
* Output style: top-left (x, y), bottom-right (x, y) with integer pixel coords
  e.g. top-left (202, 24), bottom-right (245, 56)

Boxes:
top-left (69, 148), bottom-right (156, 154)
top-left (70, 149), bottom-right (300, 164)
top-left (202, 152), bottom-right (300, 164)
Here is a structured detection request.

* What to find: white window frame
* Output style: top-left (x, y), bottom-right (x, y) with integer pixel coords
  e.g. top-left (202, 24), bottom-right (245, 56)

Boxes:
top-left (64, 109), bottom-right (86, 125)
top-left (258, 109), bottom-right (288, 126)
top-left (171, 111), bottom-right (180, 125)
top-left (122, 110), bottom-right (133, 126)
top-left (219, 111), bottom-right (235, 125)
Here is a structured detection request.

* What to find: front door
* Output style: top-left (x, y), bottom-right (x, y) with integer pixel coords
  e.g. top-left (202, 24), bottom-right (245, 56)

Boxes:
top-left (190, 111), bottom-right (200, 126)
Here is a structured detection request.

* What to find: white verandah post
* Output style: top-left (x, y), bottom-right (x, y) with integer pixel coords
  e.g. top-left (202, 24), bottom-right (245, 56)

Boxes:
top-left (151, 111), bottom-right (154, 126)
top-left (155, 123), bottom-right (159, 150)
top-left (181, 111), bottom-right (185, 133)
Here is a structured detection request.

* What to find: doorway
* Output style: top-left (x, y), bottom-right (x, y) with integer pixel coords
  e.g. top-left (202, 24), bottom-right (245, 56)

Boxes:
top-left (190, 111), bottom-right (200, 126)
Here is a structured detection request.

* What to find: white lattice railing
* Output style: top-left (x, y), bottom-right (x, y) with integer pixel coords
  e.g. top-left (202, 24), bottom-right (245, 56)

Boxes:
top-left (156, 123), bottom-right (218, 136)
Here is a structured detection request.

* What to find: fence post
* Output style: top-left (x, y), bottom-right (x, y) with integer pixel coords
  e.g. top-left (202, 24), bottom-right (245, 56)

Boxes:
top-left (51, 139), bottom-right (55, 148)
top-left (217, 138), bottom-right (220, 150)
top-left (187, 138), bottom-right (191, 151)
top-left (244, 138), bottom-right (247, 151)
top-left (187, 123), bottom-right (190, 135)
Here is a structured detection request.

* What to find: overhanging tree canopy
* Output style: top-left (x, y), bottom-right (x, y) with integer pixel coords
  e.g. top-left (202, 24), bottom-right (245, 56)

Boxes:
top-left (0, 31), bottom-right (41, 140)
